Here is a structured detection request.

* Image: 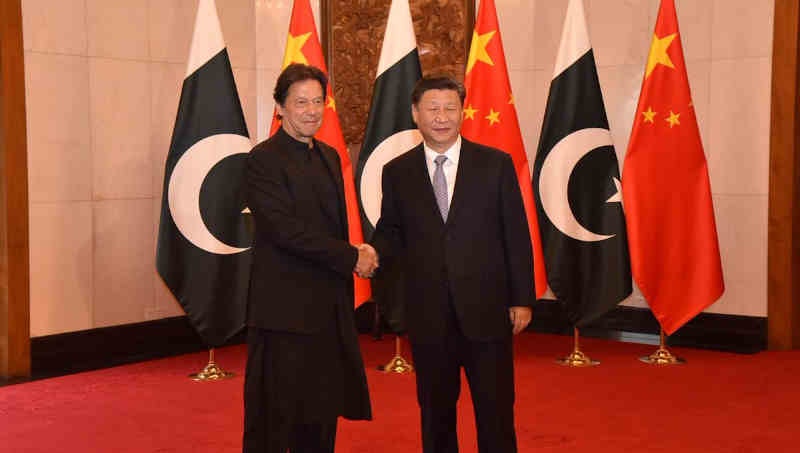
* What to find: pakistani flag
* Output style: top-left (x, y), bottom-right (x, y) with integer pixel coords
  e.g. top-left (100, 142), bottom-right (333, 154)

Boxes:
top-left (355, 0), bottom-right (421, 332)
top-left (156, 0), bottom-right (252, 347)
top-left (532, 0), bottom-right (631, 327)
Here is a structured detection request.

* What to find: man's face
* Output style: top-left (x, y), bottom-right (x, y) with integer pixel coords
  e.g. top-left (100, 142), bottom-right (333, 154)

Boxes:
top-left (412, 88), bottom-right (463, 153)
top-left (277, 78), bottom-right (324, 143)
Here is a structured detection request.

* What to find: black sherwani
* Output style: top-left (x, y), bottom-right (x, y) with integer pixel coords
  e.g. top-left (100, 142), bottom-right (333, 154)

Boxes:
top-left (243, 128), bottom-right (371, 453)
top-left (371, 138), bottom-right (534, 453)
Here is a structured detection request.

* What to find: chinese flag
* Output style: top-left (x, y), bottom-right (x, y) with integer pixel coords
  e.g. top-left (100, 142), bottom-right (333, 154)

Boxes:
top-left (462, 0), bottom-right (547, 298)
top-left (271, 0), bottom-right (370, 307)
top-left (622, 0), bottom-right (724, 334)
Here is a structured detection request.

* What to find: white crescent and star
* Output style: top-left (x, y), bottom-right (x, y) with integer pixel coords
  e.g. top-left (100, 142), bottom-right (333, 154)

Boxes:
top-left (168, 133), bottom-right (253, 254)
top-left (538, 127), bottom-right (622, 242)
top-left (360, 129), bottom-right (423, 227)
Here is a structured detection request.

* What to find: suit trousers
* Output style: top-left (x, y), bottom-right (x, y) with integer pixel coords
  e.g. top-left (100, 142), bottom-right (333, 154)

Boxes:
top-left (410, 302), bottom-right (517, 453)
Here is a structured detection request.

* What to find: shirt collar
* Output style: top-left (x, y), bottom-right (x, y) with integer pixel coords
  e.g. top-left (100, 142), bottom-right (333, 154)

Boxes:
top-left (277, 126), bottom-right (316, 152)
top-left (424, 136), bottom-right (461, 167)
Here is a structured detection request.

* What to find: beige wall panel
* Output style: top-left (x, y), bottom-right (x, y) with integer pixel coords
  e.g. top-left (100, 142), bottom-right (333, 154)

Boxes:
top-left (588, 0), bottom-right (650, 68)
top-left (218, 0), bottom-right (256, 69)
top-left (150, 62), bottom-right (185, 199)
top-left (29, 202), bottom-right (93, 336)
top-left (708, 57), bottom-right (771, 196)
top-left (495, 0), bottom-right (535, 71)
top-left (149, 0), bottom-right (198, 64)
top-left (25, 53), bottom-right (92, 202)
top-left (712, 0), bottom-right (774, 60)
top-left (22, 0), bottom-right (87, 55)
top-left (93, 199), bottom-right (153, 328)
top-left (532, 0), bottom-right (569, 72)
top-left (255, 0), bottom-right (293, 70)
top-left (89, 58), bottom-right (152, 200)
top-left (232, 67), bottom-right (258, 141)
top-left (710, 194), bottom-right (768, 316)
top-left (86, 0), bottom-right (149, 59)
top-left (256, 67), bottom-right (281, 143)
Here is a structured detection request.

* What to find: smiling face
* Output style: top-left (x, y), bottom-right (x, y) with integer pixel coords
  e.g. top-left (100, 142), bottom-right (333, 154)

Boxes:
top-left (276, 78), bottom-right (325, 143)
top-left (412, 88), bottom-right (464, 153)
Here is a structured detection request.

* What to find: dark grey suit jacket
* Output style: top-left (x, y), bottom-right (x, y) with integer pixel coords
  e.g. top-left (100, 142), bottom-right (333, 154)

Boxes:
top-left (371, 137), bottom-right (534, 344)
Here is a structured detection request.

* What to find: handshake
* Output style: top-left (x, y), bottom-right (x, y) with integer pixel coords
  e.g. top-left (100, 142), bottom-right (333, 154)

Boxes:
top-left (354, 244), bottom-right (379, 278)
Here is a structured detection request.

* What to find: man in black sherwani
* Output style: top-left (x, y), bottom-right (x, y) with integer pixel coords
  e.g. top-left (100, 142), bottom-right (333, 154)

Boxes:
top-left (242, 63), bottom-right (376, 453)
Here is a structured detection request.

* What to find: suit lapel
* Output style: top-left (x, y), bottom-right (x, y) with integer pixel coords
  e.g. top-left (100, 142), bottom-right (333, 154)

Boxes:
top-left (409, 144), bottom-right (444, 225)
top-left (445, 139), bottom-right (474, 229)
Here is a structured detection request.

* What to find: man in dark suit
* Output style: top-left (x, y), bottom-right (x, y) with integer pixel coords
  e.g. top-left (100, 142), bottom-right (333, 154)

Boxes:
top-left (243, 63), bottom-right (376, 453)
top-left (371, 76), bottom-right (534, 453)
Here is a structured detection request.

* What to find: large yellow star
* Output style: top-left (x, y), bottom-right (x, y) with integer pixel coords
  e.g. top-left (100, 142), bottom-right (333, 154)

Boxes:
top-left (665, 110), bottom-right (681, 128)
top-left (327, 96), bottom-right (336, 111)
top-left (466, 30), bottom-right (496, 74)
top-left (645, 32), bottom-right (677, 79)
top-left (642, 106), bottom-right (657, 123)
top-left (281, 32), bottom-right (312, 68)
top-left (485, 108), bottom-right (500, 126)
top-left (463, 104), bottom-right (478, 120)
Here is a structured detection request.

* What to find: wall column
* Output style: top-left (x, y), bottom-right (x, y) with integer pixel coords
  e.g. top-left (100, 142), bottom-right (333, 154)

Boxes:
top-left (0, 0), bottom-right (31, 378)
top-left (768, 0), bottom-right (800, 350)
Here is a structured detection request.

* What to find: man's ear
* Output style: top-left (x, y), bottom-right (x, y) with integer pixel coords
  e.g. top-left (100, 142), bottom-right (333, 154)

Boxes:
top-left (411, 104), bottom-right (419, 125)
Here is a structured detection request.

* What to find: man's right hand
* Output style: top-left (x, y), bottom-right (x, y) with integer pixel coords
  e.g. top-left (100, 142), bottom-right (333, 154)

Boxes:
top-left (354, 244), bottom-right (379, 278)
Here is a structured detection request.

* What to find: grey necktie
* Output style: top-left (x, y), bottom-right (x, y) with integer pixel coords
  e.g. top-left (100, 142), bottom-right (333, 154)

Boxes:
top-left (433, 155), bottom-right (449, 221)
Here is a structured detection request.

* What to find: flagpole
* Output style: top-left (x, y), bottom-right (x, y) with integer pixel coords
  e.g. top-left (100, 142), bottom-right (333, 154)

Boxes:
top-left (557, 327), bottom-right (599, 367)
top-left (377, 336), bottom-right (413, 374)
top-left (639, 329), bottom-right (685, 365)
top-left (189, 348), bottom-right (235, 380)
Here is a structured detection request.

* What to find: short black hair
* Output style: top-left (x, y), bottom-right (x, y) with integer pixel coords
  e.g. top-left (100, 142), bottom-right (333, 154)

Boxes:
top-left (411, 76), bottom-right (466, 106)
top-left (273, 63), bottom-right (328, 107)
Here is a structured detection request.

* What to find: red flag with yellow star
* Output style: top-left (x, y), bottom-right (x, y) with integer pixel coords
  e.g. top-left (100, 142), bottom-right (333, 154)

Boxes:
top-left (622, 0), bottom-right (723, 335)
top-left (462, 0), bottom-right (547, 298)
top-left (270, 0), bottom-right (370, 307)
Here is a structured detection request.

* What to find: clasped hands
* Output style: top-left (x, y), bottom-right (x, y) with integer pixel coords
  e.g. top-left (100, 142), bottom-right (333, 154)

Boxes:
top-left (354, 244), bottom-right (379, 278)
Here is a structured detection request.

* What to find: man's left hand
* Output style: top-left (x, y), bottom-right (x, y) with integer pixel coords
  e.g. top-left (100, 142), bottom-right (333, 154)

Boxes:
top-left (509, 306), bottom-right (532, 335)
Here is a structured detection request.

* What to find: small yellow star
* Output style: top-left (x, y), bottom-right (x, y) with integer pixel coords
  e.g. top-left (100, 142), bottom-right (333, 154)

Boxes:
top-left (466, 30), bottom-right (496, 74)
top-left (665, 110), bottom-right (681, 128)
top-left (645, 32), bottom-right (677, 79)
top-left (327, 96), bottom-right (336, 111)
top-left (463, 104), bottom-right (478, 120)
top-left (642, 106), bottom-right (657, 123)
top-left (281, 32), bottom-right (312, 68)
top-left (508, 94), bottom-right (514, 105)
top-left (485, 108), bottom-right (500, 126)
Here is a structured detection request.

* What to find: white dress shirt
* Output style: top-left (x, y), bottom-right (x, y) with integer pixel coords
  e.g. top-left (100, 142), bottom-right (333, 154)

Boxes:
top-left (423, 136), bottom-right (461, 207)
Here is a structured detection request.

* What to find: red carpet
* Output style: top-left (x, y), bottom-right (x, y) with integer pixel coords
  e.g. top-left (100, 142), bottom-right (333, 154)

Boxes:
top-left (2, 333), bottom-right (799, 452)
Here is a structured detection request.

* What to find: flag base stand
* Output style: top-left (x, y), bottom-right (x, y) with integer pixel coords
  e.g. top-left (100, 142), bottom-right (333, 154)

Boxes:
top-left (377, 337), bottom-right (414, 374)
top-left (639, 330), bottom-right (684, 365)
top-left (189, 349), bottom-right (235, 381)
top-left (557, 328), bottom-right (599, 367)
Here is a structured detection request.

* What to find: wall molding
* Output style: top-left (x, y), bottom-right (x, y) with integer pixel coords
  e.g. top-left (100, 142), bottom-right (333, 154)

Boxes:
top-left (24, 317), bottom-right (244, 383)
top-left (0, 304), bottom-right (765, 386)
top-left (529, 302), bottom-right (766, 354)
